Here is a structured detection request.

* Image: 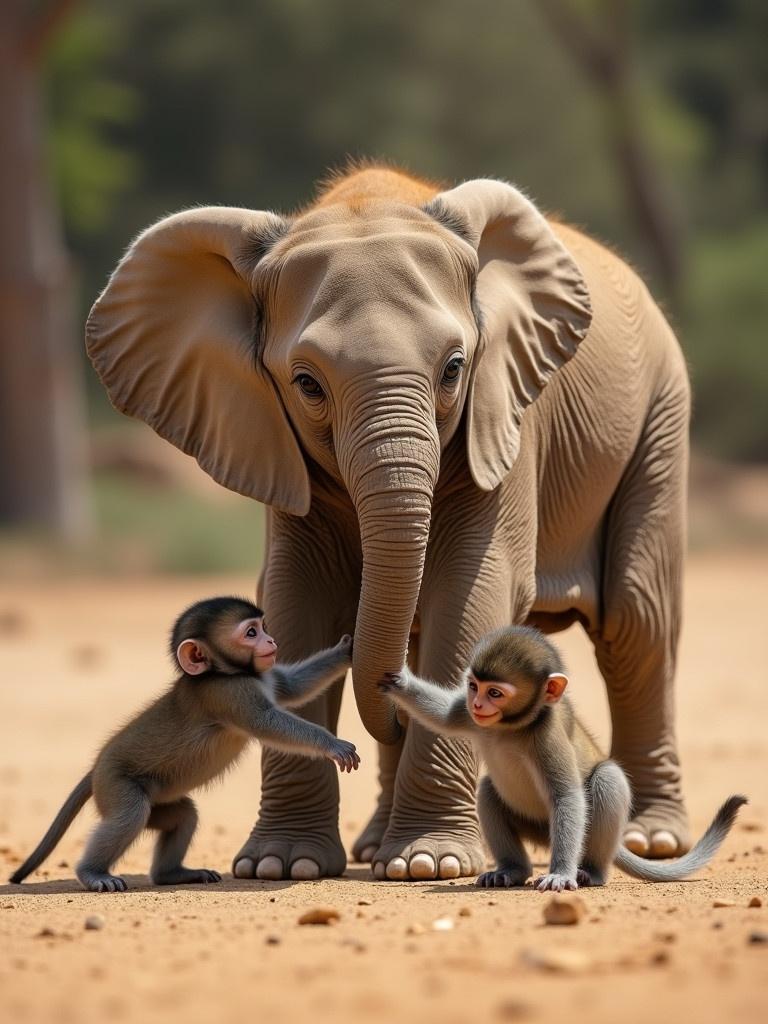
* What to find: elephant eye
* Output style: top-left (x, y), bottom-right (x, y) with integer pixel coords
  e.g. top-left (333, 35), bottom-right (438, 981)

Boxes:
top-left (294, 373), bottom-right (324, 399)
top-left (441, 357), bottom-right (465, 385)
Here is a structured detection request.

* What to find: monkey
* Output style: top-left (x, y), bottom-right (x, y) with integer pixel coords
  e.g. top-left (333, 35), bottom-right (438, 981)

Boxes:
top-left (10, 597), bottom-right (359, 892)
top-left (378, 625), bottom-right (746, 891)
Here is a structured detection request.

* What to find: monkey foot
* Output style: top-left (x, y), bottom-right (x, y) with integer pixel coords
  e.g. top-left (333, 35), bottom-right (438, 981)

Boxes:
top-left (475, 867), bottom-right (530, 889)
top-left (372, 832), bottom-right (485, 881)
top-left (623, 804), bottom-right (691, 858)
top-left (79, 872), bottom-right (128, 893)
top-left (534, 872), bottom-right (578, 892)
top-left (576, 867), bottom-right (606, 887)
top-left (232, 825), bottom-right (347, 881)
top-left (152, 867), bottom-right (222, 886)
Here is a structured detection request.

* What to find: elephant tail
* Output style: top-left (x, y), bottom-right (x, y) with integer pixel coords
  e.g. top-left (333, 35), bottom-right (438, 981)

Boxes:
top-left (9, 773), bottom-right (93, 884)
top-left (614, 795), bottom-right (747, 882)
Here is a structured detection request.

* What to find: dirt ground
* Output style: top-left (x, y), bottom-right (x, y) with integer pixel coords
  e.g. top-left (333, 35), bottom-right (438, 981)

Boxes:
top-left (1, 552), bottom-right (766, 1024)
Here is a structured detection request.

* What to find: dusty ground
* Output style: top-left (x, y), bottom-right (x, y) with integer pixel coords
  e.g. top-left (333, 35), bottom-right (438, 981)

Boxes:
top-left (1, 552), bottom-right (766, 1024)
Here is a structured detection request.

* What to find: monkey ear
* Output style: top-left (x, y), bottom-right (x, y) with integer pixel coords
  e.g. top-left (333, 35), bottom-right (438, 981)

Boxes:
top-left (176, 640), bottom-right (211, 676)
top-left (544, 673), bottom-right (568, 703)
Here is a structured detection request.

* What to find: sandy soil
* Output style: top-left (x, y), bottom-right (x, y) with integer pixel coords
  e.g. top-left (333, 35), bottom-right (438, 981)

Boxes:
top-left (1, 552), bottom-right (766, 1024)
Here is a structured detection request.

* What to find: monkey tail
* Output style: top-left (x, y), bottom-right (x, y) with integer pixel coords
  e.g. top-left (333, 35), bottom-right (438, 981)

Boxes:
top-left (613, 795), bottom-right (747, 882)
top-left (9, 773), bottom-right (93, 884)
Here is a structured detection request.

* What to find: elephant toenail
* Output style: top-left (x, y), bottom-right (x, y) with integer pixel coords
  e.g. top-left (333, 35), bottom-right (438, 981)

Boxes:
top-left (438, 855), bottom-right (461, 879)
top-left (409, 853), bottom-right (437, 879)
top-left (255, 856), bottom-right (284, 880)
top-left (373, 861), bottom-right (386, 880)
top-left (359, 845), bottom-right (377, 863)
top-left (290, 858), bottom-right (321, 880)
top-left (233, 857), bottom-right (255, 879)
top-left (623, 829), bottom-right (649, 855)
top-left (649, 830), bottom-right (678, 858)
top-left (385, 857), bottom-right (409, 880)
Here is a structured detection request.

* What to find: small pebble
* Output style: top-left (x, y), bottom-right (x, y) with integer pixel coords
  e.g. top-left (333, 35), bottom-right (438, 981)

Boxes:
top-left (496, 999), bottom-right (532, 1020)
top-left (543, 894), bottom-right (585, 926)
top-left (740, 821), bottom-right (763, 833)
top-left (84, 914), bottom-right (105, 931)
top-left (650, 949), bottom-right (670, 966)
top-left (431, 917), bottom-right (454, 931)
top-left (297, 907), bottom-right (340, 926)
top-left (458, 906), bottom-right (472, 917)
top-left (712, 921), bottom-right (724, 930)
top-left (265, 934), bottom-right (281, 945)
top-left (357, 899), bottom-right (372, 906)
top-left (748, 896), bottom-right (762, 908)
top-left (57, 861), bottom-right (69, 868)
top-left (520, 947), bottom-right (590, 974)
top-left (36, 927), bottom-right (56, 938)
top-left (406, 923), bottom-right (426, 936)
top-left (654, 932), bottom-right (677, 944)
top-left (713, 899), bottom-right (737, 908)
top-left (747, 931), bottom-right (768, 945)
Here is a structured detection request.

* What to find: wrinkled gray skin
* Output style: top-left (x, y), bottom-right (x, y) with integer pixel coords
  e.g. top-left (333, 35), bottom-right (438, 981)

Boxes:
top-left (86, 166), bottom-right (690, 881)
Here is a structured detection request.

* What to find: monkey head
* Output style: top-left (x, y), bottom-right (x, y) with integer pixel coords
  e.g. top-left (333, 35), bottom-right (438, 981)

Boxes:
top-left (171, 597), bottom-right (278, 677)
top-left (467, 626), bottom-right (568, 728)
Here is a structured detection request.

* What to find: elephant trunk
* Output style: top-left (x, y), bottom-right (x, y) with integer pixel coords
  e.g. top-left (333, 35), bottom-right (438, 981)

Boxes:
top-left (340, 403), bottom-right (440, 744)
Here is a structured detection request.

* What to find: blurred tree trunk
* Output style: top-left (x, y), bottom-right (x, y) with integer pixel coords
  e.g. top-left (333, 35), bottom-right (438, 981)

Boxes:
top-left (537, 0), bottom-right (683, 306)
top-left (0, 0), bottom-right (90, 538)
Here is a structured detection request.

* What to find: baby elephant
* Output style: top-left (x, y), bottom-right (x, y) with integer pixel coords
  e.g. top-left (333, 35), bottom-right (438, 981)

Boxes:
top-left (11, 597), bottom-right (358, 892)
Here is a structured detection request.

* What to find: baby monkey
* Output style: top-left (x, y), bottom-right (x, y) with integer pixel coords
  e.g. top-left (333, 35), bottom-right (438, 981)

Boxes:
top-left (11, 597), bottom-right (358, 892)
top-left (379, 626), bottom-right (746, 891)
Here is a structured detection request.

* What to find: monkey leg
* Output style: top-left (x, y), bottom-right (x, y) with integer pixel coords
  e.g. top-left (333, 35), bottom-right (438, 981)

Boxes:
top-left (77, 782), bottom-right (151, 893)
top-left (148, 798), bottom-right (221, 886)
top-left (593, 376), bottom-right (691, 858)
top-left (578, 760), bottom-right (632, 886)
top-left (475, 777), bottom-right (534, 888)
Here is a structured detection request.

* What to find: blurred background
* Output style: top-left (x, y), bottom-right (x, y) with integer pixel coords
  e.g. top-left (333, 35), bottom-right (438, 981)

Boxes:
top-left (1, 0), bottom-right (766, 577)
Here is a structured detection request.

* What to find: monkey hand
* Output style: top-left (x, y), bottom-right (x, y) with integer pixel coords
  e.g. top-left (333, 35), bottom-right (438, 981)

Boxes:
top-left (335, 634), bottom-right (353, 657)
top-left (327, 738), bottom-right (360, 773)
top-left (377, 670), bottom-right (408, 695)
top-left (533, 872), bottom-right (578, 893)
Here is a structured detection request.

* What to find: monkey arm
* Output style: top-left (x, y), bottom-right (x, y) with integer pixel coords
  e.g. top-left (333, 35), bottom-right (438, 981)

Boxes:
top-left (268, 638), bottom-right (352, 708)
top-left (536, 731), bottom-right (587, 886)
top-left (215, 679), bottom-right (357, 766)
top-left (378, 666), bottom-right (474, 736)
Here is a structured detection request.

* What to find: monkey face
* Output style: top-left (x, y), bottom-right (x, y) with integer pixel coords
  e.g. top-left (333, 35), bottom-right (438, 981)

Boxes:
top-left (234, 617), bottom-right (278, 673)
top-left (466, 674), bottom-right (520, 727)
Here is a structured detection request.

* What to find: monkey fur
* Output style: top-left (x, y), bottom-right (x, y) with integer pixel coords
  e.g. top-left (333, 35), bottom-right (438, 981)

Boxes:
top-left (11, 597), bottom-right (357, 892)
top-left (379, 625), bottom-right (746, 891)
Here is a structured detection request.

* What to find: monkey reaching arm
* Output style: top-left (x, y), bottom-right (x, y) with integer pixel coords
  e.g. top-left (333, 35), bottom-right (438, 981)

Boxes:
top-left (377, 666), bottom-right (475, 735)
top-left (268, 635), bottom-right (353, 708)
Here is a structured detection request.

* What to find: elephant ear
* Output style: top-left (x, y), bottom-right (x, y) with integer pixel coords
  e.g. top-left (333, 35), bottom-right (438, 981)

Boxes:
top-left (86, 206), bottom-right (310, 515)
top-left (427, 180), bottom-right (592, 491)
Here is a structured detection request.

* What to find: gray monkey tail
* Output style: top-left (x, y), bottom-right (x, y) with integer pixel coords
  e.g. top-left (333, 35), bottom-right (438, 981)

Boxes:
top-left (9, 772), bottom-right (93, 884)
top-left (613, 795), bottom-right (747, 882)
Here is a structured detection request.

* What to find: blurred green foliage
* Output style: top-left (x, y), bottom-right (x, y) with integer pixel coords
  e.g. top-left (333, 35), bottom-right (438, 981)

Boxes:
top-left (45, 0), bottom-right (767, 460)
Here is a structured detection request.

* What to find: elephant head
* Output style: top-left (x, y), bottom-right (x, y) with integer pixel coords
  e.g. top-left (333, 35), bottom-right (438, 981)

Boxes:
top-left (86, 177), bottom-right (591, 743)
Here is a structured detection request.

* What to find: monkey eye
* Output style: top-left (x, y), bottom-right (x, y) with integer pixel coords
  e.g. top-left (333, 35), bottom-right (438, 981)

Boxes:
top-left (488, 687), bottom-right (504, 699)
top-left (245, 626), bottom-right (257, 638)
top-left (468, 681), bottom-right (477, 693)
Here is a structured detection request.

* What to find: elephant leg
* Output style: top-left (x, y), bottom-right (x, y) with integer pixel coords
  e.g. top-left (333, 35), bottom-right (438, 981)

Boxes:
top-left (351, 736), bottom-right (404, 863)
top-left (233, 521), bottom-right (357, 881)
top-left (593, 381), bottom-right (690, 858)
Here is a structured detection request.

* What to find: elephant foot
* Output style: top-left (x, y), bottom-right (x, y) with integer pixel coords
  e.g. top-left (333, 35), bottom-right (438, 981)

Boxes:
top-left (351, 804), bottom-right (391, 864)
top-left (623, 803), bottom-right (691, 859)
top-left (232, 823), bottom-right (347, 881)
top-left (372, 828), bottom-right (485, 881)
